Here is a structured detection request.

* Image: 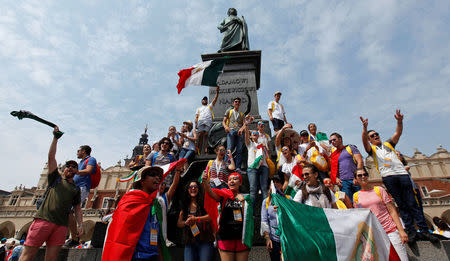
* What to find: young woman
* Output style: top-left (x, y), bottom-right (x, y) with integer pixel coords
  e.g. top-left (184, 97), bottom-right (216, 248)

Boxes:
top-left (202, 172), bottom-right (252, 261)
top-left (204, 145), bottom-right (236, 189)
top-left (353, 167), bottom-right (409, 261)
top-left (293, 164), bottom-right (337, 209)
top-left (177, 181), bottom-right (214, 261)
top-left (128, 144), bottom-right (152, 169)
top-left (178, 121), bottom-right (197, 162)
top-left (280, 146), bottom-right (297, 192)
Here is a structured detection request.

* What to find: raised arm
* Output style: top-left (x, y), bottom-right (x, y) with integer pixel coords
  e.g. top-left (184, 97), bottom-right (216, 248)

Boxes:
top-left (48, 126), bottom-right (60, 174)
top-left (227, 150), bottom-right (236, 171)
top-left (201, 172), bottom-right (220, 201)
top-left (360, 116), bottom-right (372, 154)
top-left (390, 109), bottom-right (403, 145)
top-left (166, 168), bottom-right (182, 203)
top-left (211, 86), bottom-right (220, 106)
top-left (244, 124), bottom-right (250, 146)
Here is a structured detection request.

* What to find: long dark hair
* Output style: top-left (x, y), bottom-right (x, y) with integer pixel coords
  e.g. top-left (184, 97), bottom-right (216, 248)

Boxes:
top-left (181, 180), bottom-right (205, 219)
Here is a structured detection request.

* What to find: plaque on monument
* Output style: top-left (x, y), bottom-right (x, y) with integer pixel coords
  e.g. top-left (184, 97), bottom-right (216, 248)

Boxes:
top-left (202, 50), bottom-right (262, 121)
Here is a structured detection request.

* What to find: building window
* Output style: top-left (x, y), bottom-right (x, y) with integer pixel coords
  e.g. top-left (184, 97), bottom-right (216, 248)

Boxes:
top-left (102, 197), bottom-right (114, 209)
top-left (420, 186), bottom-right (429, 197)
top-left (32, 195), bottom-right (43, 205)
top-left (9, 195), bottom-right (19, 206)
top-left (81, 198), bottom-right (88, 209)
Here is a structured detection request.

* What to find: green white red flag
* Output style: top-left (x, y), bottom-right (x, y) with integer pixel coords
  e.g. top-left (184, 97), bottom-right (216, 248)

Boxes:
top-left (271, 194), bottom-right (400, 261)
top-left (177, 59), bottom-right (227, 94)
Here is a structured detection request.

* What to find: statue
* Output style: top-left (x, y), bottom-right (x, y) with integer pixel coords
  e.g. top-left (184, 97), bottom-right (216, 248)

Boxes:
top-left (218, 8), bottom-right (249, 52)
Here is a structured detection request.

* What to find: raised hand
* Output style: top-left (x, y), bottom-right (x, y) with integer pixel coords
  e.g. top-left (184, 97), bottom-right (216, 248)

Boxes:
top-left (360, 116), bottom-right (368, 129)
top-left (394, 109), bottom-right (403, 122)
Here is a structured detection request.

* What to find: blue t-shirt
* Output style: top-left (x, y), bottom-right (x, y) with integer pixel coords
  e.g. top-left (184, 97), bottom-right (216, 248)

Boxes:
top-left (133, 206), bottom-right (159, 259)
top-left (74, 156), bottom-right (97, 189)
top-left (338, 145), bottom-right (360, 180)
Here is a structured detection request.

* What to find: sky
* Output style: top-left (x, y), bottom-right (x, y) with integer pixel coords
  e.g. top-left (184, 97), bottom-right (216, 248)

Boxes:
top-left (1, 0), bottom-right (449, 191)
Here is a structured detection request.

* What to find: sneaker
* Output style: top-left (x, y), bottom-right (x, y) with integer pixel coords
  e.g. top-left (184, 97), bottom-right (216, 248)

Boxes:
top-left (417, 231), bottom-right (439, 243)
top-left (63, 238), bottom-right (79, 248)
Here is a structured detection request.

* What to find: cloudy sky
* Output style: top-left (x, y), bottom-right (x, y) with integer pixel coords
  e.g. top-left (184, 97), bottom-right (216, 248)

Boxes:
top-left (1, 1), bottom-right (449, 191)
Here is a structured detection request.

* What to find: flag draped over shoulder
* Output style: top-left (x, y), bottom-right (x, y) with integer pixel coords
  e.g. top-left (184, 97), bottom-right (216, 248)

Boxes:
top-left (271, 194), bottom-right (400, 261)
top-left (203, 188), bottom-right (254, 248)
top-left (249, 144), bottom-right (264, 169)
top-left (102, 190), bottom-right (157, 261)
top-left (177, 58), bottom-right (227, 94)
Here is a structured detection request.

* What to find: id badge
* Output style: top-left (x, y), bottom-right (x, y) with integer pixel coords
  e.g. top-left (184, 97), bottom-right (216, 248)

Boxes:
top-left (233, 209), bottom-right (242, 221)
top-left (212, 178), bottom-right (222, 187)
top-left (150, 229), bottom-right (158, 246)
top-left (190, 224), bottom-right (200, 237)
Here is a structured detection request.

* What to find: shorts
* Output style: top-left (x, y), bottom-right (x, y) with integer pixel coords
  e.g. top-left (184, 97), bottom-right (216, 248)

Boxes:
top-left (271, 118), bottom-right (285, 131)
top-left (197, 120), bottom-right (212, 133)
top-left (217, 239), bottom-right (249, 253)
top-left (25, 218), bottom-right (68, 247)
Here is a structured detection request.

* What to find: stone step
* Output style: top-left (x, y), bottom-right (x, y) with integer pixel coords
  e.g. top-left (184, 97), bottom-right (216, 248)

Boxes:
top-left (32, 241), bottom-right (450, 261)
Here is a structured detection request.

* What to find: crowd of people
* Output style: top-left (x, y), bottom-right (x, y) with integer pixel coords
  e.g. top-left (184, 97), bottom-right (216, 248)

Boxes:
top-left (10, 90), bottom-right (450, 261)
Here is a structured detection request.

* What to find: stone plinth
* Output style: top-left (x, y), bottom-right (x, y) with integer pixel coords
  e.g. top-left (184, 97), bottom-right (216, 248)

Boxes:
top-left (202, 50), bottom-right (262, 121)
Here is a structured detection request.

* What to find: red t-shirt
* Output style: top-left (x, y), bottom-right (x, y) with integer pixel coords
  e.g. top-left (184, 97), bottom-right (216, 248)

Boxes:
top-left (354, 187), bottom-right (397, 233)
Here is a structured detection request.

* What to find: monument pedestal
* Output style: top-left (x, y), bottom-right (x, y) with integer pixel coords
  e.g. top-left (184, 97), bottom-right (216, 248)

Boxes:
top-left (202, 50), bottom-right (262, 121)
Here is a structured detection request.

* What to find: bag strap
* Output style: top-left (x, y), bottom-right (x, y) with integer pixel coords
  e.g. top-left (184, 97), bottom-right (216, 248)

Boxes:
top-left (353, 191), bottom-right (359, 204)
top-left (208, 105), bottom-right (215, 119)
top-left (345, 145), bottom-right (356, 164)
top-left (374, 186), bottom-right (384, 203)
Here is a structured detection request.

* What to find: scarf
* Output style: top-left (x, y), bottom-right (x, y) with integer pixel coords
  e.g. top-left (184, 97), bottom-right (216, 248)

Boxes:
top-left (305, 185), bottom-right (330, 208)
top-left (330, 146), bottom-right (345, 184)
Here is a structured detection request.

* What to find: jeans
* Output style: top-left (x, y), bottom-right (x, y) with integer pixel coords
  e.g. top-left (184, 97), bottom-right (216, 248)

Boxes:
top-left (341, 179), bottom-right (360, 202)
top-left (269, 239), bottom-right (281, 261)
top-left (382, 174), bottom-right (428, 232)
top-left (226, 129), bottom-right (244, 169)
top-left (179, 148), bottom-right (195, 162)
top-left (248, 166), bottom-right (269, 208)
top-left (184, 242), bottom-right (214, 261)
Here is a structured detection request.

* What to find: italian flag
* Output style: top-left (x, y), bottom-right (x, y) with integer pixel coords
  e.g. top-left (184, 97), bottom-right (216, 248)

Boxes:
top-left (249, 144), bottom-right (264, 169)
top-left (177, 58), bottom-right (227, 94)
top-left (272, 194), bottom-right (400, 261)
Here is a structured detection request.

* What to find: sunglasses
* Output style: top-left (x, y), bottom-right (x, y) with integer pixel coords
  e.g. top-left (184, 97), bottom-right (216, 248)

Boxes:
top-left (189, 185), bottom-right (198, 189)
top-left (329, 138), bottom-right (337, 142)
top-left (218, 149), bottom-right (226, 152)
top-left (66, 165), bottom-right (77, 169)
top-left (369, 132), bottom-right (379, 138)
top-left (162, 141), bottom-right (170, 145)
top-left (356, 173), bottom-right (369, 178)
top-left (300, 172), bottom-right (311, 178)
top-left (281, 148), bottom-right (289, 152)
top-left (257, 122), bottom-right (264, 125)
top-left (252, 132), bottom-right (259, 135)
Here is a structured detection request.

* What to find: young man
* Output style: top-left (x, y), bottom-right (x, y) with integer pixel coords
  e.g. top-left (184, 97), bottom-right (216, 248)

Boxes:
top-left (222, 97), bottom-right (246, 170)
top-left (146, 137), bottom-right (175, 186)
top-left (195, 86), bottom-right (220, 154)
top-left (65, 144), bottom-right (97, 247)
top-left (245, 124), bottom-right (269, 208)
top-left (102, 166), bottom-right (163, 261)
top-left (20, 126), bottom-right (83, 261)
top-left (360, 110), bottom-right (438, 244)
top-left (267, 91), bottom-right (287, 132)
top-left (329, 132), bottom-right (363, 201)
top-left (256, 120), bottom-right (271, 152)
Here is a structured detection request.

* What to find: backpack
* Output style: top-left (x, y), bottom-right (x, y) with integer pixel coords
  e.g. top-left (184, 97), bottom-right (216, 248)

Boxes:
top-left (83, 156), bottom-right (101, 189)
top-left (353, 186), bottom-right (383, 205)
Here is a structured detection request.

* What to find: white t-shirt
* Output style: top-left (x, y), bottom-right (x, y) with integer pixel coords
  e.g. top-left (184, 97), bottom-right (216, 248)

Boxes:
top-left (267, 101), bottom-right (285, 120)
top-left (258, 132), bottom-right (270, 150)
top-left (370, 141), bottom-right (408, 177)
top-left (298, 143), bottom-right (324, 162)
top-left (247, 141), bottom-right (267, 168)
top-left (196, 103), bottom-right (214, 122)
top-left (293, 188), bottom-right (337, 208)
top-left (281, 158), bottom-right (296, 177)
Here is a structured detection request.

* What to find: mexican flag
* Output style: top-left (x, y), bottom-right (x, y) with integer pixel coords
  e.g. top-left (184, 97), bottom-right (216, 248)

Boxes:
top-left (177, 58), bottom-right (227, 94)
top-left (272, 194), bottom-right (400, 261)
top-left (249, 144), bottom-right (264, 169)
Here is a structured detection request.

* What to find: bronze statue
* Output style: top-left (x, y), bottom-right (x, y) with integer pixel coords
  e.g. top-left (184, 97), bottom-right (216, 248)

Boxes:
top-left (218, 8), bottom-right (249, 52)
